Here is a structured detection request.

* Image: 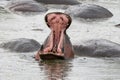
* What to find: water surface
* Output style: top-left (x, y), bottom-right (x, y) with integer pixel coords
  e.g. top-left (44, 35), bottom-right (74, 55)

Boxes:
top-left (0, 0), bottom-right (120, 80)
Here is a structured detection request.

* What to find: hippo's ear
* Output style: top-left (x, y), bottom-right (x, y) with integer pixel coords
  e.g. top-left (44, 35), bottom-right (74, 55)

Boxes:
top-left (45, 13), bottom-right (51, 28)
top-left (64, 13), bottom-right (72, 29)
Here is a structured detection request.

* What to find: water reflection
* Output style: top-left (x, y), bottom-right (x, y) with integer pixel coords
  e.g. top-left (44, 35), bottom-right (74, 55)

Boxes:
top-left (39, 60), bottom-right (72, 80)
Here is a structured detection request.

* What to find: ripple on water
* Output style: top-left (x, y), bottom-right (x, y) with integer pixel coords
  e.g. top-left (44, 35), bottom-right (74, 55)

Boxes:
top-left (0, 51), bottom-right (46, 80)
top-left (65, 57), bottom-right (120, 80)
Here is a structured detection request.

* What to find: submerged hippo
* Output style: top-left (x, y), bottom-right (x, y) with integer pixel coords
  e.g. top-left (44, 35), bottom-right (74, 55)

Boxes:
top-left (74, 39), bottom-right (120, 57)
top-left (35, 12), bottom-right (74, 60)
top-left (0, 38), bottom-right (41, 52)
top-left (6, 0), bottom-right (48, 14)
top-left (115, 24), bottom-right (120, 27)
top-left (65, 4), bottom-right (113, 19)
top-left (35, 0), bottom-right (80, 5)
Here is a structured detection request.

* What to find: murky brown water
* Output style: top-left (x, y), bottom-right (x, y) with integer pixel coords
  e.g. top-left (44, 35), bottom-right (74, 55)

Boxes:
top-left (0, 0), bottom-right (120, 80)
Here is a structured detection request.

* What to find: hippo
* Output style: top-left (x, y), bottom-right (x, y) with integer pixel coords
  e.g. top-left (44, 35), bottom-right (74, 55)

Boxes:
top-left (35, 0), bottom-right (80, 5)
top-left (6, 0), bottom-right (48, 14)
top-left (2, 38), bottom-right (120, 58)
top-left (74, 39), bottom-right (120, 57)
top-left (115, 24), bottom-right (120, 27)
top-left (0, 38), bottom-right (41, 52)
top-left (0, 6), bottom-right (9, 13)
top-left (35, 12), bottom-right (74, 60)
top-left (65, 4), bottom-right (113, 19)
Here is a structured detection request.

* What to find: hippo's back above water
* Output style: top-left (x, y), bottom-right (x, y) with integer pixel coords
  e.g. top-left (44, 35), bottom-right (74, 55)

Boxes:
top-left (35, 0), bottom-right (80, 5)
top-left (65, 4), bottom-right (113, 19)
top-left (6, 0), bottom-right (48, 14)
top-left (74, 39), bottom-right (120, 57)
top-left (0, 38), bottom-right (41, 52)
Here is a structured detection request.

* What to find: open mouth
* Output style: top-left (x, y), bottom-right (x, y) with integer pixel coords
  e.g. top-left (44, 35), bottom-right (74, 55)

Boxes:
top-left (42, 12), bottom-right (72, 55)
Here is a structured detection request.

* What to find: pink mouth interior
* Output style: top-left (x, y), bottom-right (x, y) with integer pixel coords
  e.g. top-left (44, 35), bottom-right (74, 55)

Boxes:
top-left (45, 13), bottom-right (69, 53)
